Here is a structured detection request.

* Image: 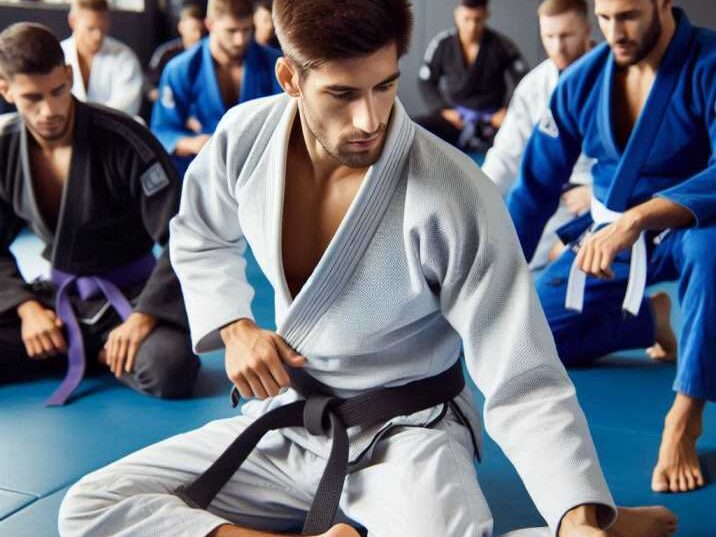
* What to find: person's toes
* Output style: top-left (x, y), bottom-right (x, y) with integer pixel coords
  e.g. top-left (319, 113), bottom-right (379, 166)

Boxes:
top-left (685, 471), bottom-right (696, 490)
top-left (695, 468), bottom-right (705, 487)
top-left (651, 468), bottom-right (669, 492)
top-left (679, 471), bottom-right (689, 492)
top-left (669, 471), bottom-right (680, 493)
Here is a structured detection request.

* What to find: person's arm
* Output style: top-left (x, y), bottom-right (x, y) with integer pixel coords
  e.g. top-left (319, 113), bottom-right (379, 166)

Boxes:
top-left (418, 34), bottom-right (450, 114)
top-left (169, 114), bottom-right (256, 353)
top-left (482, 76), bottom-right (535, 195)
top-left (108, 49), bottom-right (144, 117)
top-left (507, 81), bottom-right (582, 262)
top-left (501, 37), bottom-right (530, 109)
top-left (435, 174), bottom-right (616, 536)
top-left (150, 62), bottom-right (198, 157)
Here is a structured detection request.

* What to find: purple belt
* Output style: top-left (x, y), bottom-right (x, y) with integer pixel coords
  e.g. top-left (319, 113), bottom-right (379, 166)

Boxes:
top-left (45, 253), bottom-right (156, 406)
top-left (455, 105), bottom-right (495, 125)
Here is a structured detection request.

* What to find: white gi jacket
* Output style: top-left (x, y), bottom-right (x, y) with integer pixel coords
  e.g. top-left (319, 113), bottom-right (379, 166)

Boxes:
top-left (170, 94), bottom-right (616, 534)
top-left (61, 35), bottom-right (144, 117)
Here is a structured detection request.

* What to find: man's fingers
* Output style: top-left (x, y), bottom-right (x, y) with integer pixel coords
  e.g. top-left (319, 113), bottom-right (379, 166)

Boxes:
top-left (265, 353), bottom-right (291, 388)
top-left (274, 337), bottom-right (306, 367)
top-left (243, 369), bottom-right (269, 400)
top-left (232, 373), bottom-right (253, 399)
top-left (250, 359), bottom-right (281, 397)
top-left (125, 339), bottom-right (140, 373)
top-left (38, 333), bottom-right (56, 357)
top-left (114, 338), bottom-right (129, 378)
top-left (49, 328), bottom-right (66, 353)
top-left (24, 338), bottom-right (39, 359)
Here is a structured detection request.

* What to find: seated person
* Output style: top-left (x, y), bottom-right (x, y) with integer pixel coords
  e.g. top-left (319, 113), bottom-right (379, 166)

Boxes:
top-left (483, 0), bottom-right (594, 269)
top-left (61, 0), bottom-right (144, 117)
top-left (60, 2), bottom-right (675, 537)
top-left (0, 23), bottom-right (199, 405)
top-left (151, 0), bottom-right (282, 176)
top-left (509, 0), bottom-right (716, 494)
top-left (416, 0), bottom-right (529, 152)
top-left (253, 0), bottom-right (281, 49)
top-left (146, 4), bottom-right (207, 103)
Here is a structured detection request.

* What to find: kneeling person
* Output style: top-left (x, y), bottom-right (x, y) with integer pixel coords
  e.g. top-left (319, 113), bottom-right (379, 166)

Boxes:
top-left (0, 23), bottom-right (199, 404)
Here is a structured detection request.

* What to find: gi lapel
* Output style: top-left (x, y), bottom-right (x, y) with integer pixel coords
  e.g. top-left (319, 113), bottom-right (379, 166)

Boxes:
top-left (67, 38), bottom-right (89, 102)
top-left (201, 39), bottom-right (228, 120)
top-left (273, 100), bottom-right (416, 351)
top-left (602, 8), bottom-right (696, 212)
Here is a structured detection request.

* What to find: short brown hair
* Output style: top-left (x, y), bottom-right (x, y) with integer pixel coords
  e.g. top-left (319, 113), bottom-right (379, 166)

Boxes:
top-left (274, 0), bottom-right (413, 71)
top-left (207, 0), bottom-right (253, 20)
top-left (0, 23), bottom-right (66, 80)
top-left (71, 0), bottom-right (109, 12)
top-left (180, 4), bottom-right (205, 20)
top-left (538, 0), bottom-right (588, 18)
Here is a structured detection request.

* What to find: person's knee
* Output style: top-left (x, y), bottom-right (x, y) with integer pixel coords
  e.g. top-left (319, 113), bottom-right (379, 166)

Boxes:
top-left (134, 327), bottom-right (199, 399)
top-left (59, 473), bottom-right (112, 537)
top-left (682, 227), bottom-right (716, 268)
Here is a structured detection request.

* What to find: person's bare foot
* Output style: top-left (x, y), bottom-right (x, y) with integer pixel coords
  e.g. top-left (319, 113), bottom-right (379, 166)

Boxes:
top-left (610, 506), bottom-right (677, 537)
top-left (652, 394), bottom-right (705, 493)
top-left (646, 292), bottom-right (677, 363)
top-left (322, 524), bottom-right (361, 537)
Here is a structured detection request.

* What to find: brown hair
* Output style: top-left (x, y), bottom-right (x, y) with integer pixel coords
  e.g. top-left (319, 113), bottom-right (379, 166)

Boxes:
top-left (71, 0), bottom-right (109, 12)
top-left (207, 0), bottom-right (253, 20)
top-left (0, 23), bottom-right (66, 80)
top-left (180, 3), bottom-right (205, 20)
top-left (538, 0), bottom-right (589, 19)
top-left (273, 0), bottom-right (414, 71)
top-left (460, 0), bottom-right (488, 8)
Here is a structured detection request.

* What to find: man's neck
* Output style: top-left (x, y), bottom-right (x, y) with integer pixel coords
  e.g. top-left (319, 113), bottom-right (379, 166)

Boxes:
top-left (28, 102), bottom-right (76, 153)
top-left (631, 10), bottom-right (678, 75)
top-left (75, 37), bottom-right (99, 63)
top-left (458, 30), bottom-right (483, 50)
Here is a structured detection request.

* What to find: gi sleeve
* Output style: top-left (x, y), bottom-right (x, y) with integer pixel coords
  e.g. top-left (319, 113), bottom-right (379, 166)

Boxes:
top-left (437, 172), bottom-right (616, 536)
top-left (0, 197), bottom-right (37, 315)
top-left (482, 76), bottom-right (535, 195)
top-left (150, 62), bottom-right (194, 156)
top-left (655, 54), bottom-right (716, 226)
top-left (108, 48), bottom-right (144, 117)
top-left (123, 130), bottom-right (188, 328)
top-left (418, 35), bottom-right (450, 114)
top-left (169, 120), bottom-right (255, 353)
top-left (507, 81), bottom-right (582, 262)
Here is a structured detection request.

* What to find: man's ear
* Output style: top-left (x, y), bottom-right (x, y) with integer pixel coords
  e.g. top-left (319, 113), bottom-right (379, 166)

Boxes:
top-left (275, 57), bottom-right (301, 97)
top-left (0, 77), bottom-right (12, 104)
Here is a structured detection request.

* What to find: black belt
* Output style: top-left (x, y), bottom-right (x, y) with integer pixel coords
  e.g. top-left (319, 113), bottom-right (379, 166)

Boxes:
top-left (174, 361), bottom-right (465, 535)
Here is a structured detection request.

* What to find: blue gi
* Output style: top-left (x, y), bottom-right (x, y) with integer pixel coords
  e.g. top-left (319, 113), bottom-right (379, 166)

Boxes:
top-left (508, 8), bottom-right (716, 401)
top-left (151, 38), bottom-right (282, 176)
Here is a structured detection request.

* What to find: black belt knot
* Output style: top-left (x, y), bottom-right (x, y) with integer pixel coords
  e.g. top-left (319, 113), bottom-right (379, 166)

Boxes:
top-left (174, 361), bottom-right (465, 535)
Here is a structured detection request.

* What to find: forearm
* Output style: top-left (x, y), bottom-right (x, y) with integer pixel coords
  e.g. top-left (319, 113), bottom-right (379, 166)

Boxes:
top-left (627, 197), bottom-right (696, 232)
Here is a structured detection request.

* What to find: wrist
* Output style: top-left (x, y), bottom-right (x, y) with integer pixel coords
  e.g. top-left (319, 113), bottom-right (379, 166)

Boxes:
top-left (17, 300), bottom-right (44, 319)
top-left (220, 318), bottom-right (256, 343)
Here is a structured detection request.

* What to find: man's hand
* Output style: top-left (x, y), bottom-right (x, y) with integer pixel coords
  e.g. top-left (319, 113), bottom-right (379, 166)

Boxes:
top-left (221, 319), bottom-right (307, 400)
top-left (575, 211), bottom-right (642, 280)
top-left (490, 107), bottom-right (507, 128)
top-left (17, 300), bottom-right (66, 359)
top-left (440, 108), bottom-right (464, 130)
top-left (562, 185), bottom-right (593, 215)
top-left (175, 134), bottom-right (211, 157)
top-left (104, 312), bottom-right (158, 377)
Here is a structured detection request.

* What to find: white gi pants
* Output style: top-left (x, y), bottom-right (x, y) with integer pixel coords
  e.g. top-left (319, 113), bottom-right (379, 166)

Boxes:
top-left (59, 409), bottom-right (548, 537)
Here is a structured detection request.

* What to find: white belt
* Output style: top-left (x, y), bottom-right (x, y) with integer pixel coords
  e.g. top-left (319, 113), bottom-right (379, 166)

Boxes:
top-left (565, 196), bottom-right (647, 316)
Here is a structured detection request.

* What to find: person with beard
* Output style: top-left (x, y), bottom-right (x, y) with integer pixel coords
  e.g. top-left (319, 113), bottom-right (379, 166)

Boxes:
top-left (483, 0), bottom-right (595, 270)
top-left (61, 0), bottom-right (144, 117)
top-left (509, 0), bottom-right (716, 494)
top-left (151, 0), bottom-right (282, 176)
top-left (416, 0), bottom-right (529, 152)
top-left (60, 2), bottom-right (676, 537)
top-left (0, 23), bottom-right (199, 404)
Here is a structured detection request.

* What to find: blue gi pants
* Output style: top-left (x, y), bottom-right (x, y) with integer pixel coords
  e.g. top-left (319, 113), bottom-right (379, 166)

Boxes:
top-left (536, 225), bottom-right (716, 401)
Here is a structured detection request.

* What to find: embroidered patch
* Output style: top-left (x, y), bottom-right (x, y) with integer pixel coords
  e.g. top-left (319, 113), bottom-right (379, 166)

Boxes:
top-left (161, 85), bottom-right (175, 109)
top-left (513, 59), bottom-right (528, 74)
top-left (140, 162), bottom-right (170, 197)
top-left (419, 65), bottom-right (432, 81)
top-left (538, 109), bottom-right (560, 138)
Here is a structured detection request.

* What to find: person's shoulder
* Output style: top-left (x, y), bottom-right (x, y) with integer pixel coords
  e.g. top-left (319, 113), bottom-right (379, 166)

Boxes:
top-left (424, 29), bottom-right (456, 58)
top-left (216, 93), bottom-right (289, 138)
top-left (489, 28), bottom-right (521, 55)
top-left (515, 59), bottom-right (554, 91)
top-left (151, 37), bottom-right (183, 66)
top-left (164, 38), bottom-right (206, 77)
top-left (85, 103), bottom-right (166, 159)
top-left (103, 36), bottom-right (139, 61)
top-left (256, 41), bottom-right (283, 62)
top-left (693, 24), bottom-right (716, 64)
top-left (558, 43), bottom-right (610, 96)
top-left (0, 112), bottom-right (22, 138)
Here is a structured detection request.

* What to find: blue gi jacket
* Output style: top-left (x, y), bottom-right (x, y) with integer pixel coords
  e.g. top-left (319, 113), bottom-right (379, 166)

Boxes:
top-left (508, 9), bottom-right (716, 261)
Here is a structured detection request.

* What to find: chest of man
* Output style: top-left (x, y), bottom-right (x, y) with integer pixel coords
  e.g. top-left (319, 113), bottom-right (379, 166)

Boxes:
top-left (28, 144), bottom-right (72, 230)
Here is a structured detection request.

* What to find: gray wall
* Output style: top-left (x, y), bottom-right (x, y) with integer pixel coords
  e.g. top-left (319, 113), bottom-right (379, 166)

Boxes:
top-left (399, 0), bottom-right (716, 116)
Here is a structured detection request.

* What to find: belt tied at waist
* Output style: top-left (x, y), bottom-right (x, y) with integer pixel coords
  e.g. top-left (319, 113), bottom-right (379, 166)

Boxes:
top-left (45, 253), bottom-right (156, 407)
top-left (565, 196), bottom-right (647, 316)
top-left (174, 360), bottom-right (465, 535)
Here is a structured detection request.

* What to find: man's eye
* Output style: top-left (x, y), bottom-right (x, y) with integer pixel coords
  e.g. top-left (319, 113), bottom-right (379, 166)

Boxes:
top-left (331, 92), bottom-right (354, 101)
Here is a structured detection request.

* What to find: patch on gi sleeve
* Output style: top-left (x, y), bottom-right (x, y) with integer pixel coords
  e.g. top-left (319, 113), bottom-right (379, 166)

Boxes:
top-left (513, 59), bottom-right (528, 74)
top-left (161, 85), bottom-right (175, 109)
top-left (419, 65), bottom-right (432, 81)
top-left (140, 162), bottom-right (170, 197)
top-left (538, 108), bottom-right (560, 138)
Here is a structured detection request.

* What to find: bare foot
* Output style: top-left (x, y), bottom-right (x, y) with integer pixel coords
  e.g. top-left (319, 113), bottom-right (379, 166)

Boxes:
top-left (610, 506), bottom-right (677, 537)
top-left (322, 524), bottom-right (361, 537)
top-left (646, 292), bottom-right (677, 363)
top-left (652, 394), bottom-right (705, 493)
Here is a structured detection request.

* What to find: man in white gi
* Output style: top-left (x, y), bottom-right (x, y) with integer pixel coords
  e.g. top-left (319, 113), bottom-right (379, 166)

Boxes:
top-left (61, 0), bottom-right (144, 117)
top-left (59, 1), bottom-right (676, 536)
top-left (482, 0), bottom-right (594, 269)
